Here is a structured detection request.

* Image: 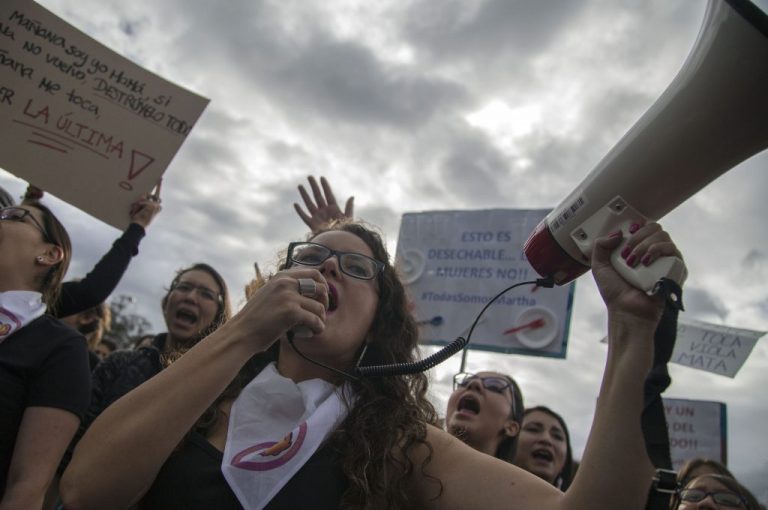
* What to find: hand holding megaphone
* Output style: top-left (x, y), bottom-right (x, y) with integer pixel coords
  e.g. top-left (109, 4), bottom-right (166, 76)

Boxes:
top-left (571, 197), bottom-right (687, 294)
top-left (591, 222), bottom-right (683, 325)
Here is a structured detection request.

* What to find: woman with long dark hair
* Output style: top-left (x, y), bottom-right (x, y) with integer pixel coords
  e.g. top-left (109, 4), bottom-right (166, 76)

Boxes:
top-left (0, 203), bottom-right (91, 508)
top-left (513, 406), bottom-right (574, 490)
top-left (63, 219), bottom-right (682, 510)
top-left (446, 371), bottom-right (525, 462)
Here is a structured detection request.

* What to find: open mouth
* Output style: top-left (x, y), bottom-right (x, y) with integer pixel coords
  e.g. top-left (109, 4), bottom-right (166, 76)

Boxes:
top-left (328, 284), bottom-right (338, 312)
top-left (457, 395), bottom-right (480, 415)
top-left (175, 309), bottom-right (198, 326)
top-left (532, 448), bottom-right (554, 462)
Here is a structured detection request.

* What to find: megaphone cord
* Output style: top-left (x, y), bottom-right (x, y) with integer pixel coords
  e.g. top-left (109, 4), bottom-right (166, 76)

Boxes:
top-left (288, 275), bottom-right (556, 381)
top-left (463, 275), bottom-right (555, 347)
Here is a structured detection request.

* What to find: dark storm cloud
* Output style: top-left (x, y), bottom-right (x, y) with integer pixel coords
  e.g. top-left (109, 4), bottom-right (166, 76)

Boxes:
top-left (266, 141), bottom-right (312, 165)
top-left (438, 133), bottom-right (511, 206)
top-left (402, 0), bottom-right (586, 62)
top-left (684, 287), bottom-right (728, 322)
top-left (158, 0), bottom-right (471, 130)
top-left (262, 38), bottom-right (470, 128)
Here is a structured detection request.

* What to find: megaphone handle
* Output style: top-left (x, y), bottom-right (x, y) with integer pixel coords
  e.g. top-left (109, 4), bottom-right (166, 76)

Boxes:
top-left (571, 196), bottom-right (687, 294)
top-left (610, 246), bottom-right (687, 295)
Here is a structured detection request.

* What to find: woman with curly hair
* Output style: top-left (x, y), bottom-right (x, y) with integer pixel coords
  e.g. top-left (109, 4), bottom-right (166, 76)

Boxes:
top-left (62, 217), bottom-right (681, 510)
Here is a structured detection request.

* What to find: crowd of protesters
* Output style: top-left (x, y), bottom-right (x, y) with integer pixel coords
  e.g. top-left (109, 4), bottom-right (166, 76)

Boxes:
top-left (1, 176), bottom-right (763, 509)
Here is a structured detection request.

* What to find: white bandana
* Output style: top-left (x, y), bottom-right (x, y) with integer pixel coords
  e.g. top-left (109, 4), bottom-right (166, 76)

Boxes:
top-left (222, 362), bottom-right (350, 510)
top-left (0, 291), bottom-right (46, 344)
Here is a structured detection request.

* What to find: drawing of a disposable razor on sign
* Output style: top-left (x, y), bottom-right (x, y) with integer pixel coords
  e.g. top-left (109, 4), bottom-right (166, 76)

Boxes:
top-left (504, 307), bottom-right (559, 350)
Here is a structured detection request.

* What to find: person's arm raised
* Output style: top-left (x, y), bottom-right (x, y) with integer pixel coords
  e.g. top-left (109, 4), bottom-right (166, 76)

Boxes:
top-left (60, 269), bottom-right (328, 510)
top-left (561, 223), bottom-right (677, 510)
top-left (0, 407), bottom-right (80, 510)
top-left (54, 188), bottom-right (162, 318)
top-left (405, 223), bottom-right (678, 510)
top-left (293, 175), bottom-right (354, 233)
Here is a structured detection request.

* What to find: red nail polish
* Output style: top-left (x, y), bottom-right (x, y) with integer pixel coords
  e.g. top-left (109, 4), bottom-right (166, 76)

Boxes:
top-left (609, 230), bottom-right (622, 239)
top-left (621, 246), bottom-right (632, 259)
top-left (629, 223), bottom-right (641, 234)
top-left (641, 254), bottom-right (652, 266)
top-left (626, 254), bottom-right (637, 267)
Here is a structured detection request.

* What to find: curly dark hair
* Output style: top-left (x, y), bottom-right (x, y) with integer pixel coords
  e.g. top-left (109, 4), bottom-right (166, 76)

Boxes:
top-left (317, 221), bottom-right (439, 509)
top-left (193, 220), bottom-right (439, 509)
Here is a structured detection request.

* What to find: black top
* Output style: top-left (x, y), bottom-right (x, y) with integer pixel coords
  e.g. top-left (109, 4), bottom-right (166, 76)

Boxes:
top-left (140, 432), bottom-right (348, 510)
top-left (60, 334), bottom-right (166, 474)
top-left (0, 315), bottom-right (90, 495)
top-left (54, 223), bottom-right (145, 318)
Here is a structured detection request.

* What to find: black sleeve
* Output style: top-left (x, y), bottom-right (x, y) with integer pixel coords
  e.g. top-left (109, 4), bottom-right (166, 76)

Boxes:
top-left (59, 350), bottom-right (124, 474)
top-left (54, 223), bottom-right (146, 318)
top-left (28, 332), bottom-right (91, 419)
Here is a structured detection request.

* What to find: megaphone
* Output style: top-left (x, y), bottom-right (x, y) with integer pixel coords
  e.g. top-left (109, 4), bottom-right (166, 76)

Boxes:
top-left (524, 0), bottom-right (768, 293)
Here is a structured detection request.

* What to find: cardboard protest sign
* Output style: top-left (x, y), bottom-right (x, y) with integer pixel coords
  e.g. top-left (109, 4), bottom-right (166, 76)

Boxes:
top-left (395, 209), bottom-right (575, 358)
top-left (663, 397), bottom-right (727, 470)
top-left (0, 0), bottom-right (209, 229)
top-left (671, 318), bottom-right (764, 378)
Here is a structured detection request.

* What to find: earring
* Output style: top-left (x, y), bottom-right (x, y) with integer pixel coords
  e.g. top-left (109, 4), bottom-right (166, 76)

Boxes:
top-left (355, 344), bottom-right (369, 368)
top-left (36, 256), bottom-right (44, 262)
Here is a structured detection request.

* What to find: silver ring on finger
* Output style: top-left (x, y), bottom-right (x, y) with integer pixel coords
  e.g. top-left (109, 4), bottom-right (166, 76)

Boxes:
top-left (297, 278), bottom-right (317, 298)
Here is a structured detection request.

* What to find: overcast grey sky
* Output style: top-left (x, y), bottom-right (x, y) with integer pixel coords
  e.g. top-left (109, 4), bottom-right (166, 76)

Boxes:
top-left (2, 0), bottom-right (767, 502)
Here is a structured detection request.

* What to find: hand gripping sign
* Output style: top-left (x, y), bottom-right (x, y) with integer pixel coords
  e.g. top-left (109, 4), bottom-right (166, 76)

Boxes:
top-left (0, 0), bottom-right (209, 228)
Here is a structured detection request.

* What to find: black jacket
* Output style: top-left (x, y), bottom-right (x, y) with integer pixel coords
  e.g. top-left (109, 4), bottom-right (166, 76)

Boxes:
top-left (60, 334), bottom-right (166, 474)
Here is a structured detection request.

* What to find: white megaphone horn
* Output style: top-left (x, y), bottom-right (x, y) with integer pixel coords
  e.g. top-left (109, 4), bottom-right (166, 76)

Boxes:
top-left (524, 0), bottom-right (768, 293)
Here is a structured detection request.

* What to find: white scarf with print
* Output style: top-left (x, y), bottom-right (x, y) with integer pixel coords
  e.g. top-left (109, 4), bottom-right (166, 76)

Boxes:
top-left (0, 291), bottom-right (46, 344)
top-left (222, 362), bottom-right (350, 510)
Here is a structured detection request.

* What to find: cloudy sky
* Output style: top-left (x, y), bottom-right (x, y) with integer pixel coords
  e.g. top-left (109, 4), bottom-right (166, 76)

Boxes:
top-left (2, 0), bottom-right (767, 501)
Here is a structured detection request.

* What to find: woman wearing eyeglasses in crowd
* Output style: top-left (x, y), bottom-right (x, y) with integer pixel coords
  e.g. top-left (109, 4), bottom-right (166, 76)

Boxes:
top-left (675, 458), bottom-right (734, 493)
top-left (513, 406), bottom-right (574, 490)
top-left (671, 474), bottom-right (760, 510)
top-left (62, 212), bottom-right (684, 510)
top-left (63, 176), bottom-right (350, 474)
top-left (65, 263), bottom-right (232, 455)
top-left (446, 371), bottom-right (525, 462)
top-left (0, 203), bottom-right (91, 509)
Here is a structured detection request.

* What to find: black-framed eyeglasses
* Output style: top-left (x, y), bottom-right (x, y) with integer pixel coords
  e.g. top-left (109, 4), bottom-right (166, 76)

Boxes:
top-left (0, 206), bottom-right (53, 243)
top-left (287, 241), bottom-right (384, 281)
top-left (453, 372), bottom-right (514, 396)
top-left (679, 488), bottom-right (746, 507)
top-left (171, 281), bottom-right (222, 303)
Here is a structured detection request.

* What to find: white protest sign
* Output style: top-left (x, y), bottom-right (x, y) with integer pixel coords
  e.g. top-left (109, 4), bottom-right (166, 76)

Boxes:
top-left (671, 318), bottom-right (764, 378)
top-left (599, 317), bottom-right (763, 378)
top-left (395, 209), bottom-right (575, 358)
top-left (663, 397), bottom-right (727, 471)
top-left (0, 0), bottom-right (209, 229)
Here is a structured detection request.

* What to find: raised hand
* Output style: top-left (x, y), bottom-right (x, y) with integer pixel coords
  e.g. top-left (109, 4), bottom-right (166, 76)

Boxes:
top-left (591, 222), bottom-right (683, 325)
top-left (293, 176), bottom-right (354, 233)
top-left (129, 179), bottom-right (163, 229)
